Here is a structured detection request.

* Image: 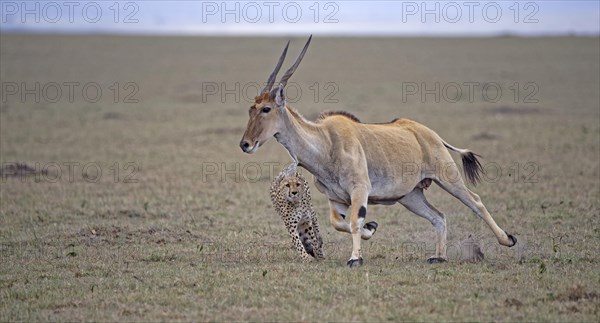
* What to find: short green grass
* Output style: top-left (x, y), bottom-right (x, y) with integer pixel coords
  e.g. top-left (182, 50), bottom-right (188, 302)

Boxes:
top-left (1, 34), bottom-right (599, 321)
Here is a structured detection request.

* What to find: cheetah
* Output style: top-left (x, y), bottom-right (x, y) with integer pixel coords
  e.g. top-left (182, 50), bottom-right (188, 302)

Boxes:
top-left (270, 163), bottom-right (324, 261)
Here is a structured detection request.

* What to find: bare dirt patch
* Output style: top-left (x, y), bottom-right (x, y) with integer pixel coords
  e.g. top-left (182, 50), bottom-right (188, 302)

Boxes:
top-left (488, 105), bottom-right (541, 115)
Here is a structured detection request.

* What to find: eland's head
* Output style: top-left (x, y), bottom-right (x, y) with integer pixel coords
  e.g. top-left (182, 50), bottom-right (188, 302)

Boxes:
top-left (240, 36), bottom-right (312, 154)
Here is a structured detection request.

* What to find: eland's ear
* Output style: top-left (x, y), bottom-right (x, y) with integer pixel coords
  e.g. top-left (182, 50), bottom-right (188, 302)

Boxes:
top-left (273, 83), bottom-right (285, 109)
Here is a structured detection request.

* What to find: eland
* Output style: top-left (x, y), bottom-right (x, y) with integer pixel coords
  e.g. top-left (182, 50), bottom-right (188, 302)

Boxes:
top-left (240, 36), bottom-right (517, 267)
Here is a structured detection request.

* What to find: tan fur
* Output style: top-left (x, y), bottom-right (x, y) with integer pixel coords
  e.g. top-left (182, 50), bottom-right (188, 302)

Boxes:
top-left (254, 92), bottom-right (272, 104)
top-left (243, 101), bottom-right (516, 266)
top-left (240, 38), bottom-right (516, 267)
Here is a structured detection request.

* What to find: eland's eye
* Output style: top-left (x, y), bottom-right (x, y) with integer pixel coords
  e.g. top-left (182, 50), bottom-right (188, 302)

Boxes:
top-left (262, 107), bottom-right (271, 113)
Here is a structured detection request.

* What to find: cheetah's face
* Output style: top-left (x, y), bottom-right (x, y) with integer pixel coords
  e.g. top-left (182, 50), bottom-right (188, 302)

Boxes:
top-left (279, 177), bottom-right (303, 204)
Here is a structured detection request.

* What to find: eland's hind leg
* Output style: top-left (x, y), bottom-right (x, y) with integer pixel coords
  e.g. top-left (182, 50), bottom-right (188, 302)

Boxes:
top-left (399, 188), bottom-right (448, 262)
top-left (434, 177), bottom-right (516, 247)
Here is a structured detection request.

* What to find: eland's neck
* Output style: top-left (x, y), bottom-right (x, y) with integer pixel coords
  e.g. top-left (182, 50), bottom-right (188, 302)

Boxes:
top-left (275, 106), bottom-right (328, 176)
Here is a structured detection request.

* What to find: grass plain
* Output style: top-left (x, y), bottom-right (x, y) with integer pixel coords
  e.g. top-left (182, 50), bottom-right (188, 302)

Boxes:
top-left (0, 34), bottom-right (599, 321)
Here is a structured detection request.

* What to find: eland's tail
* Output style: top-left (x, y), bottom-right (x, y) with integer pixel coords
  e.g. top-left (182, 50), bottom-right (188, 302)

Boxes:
top-left (442, 140), bottom-right (483, 186)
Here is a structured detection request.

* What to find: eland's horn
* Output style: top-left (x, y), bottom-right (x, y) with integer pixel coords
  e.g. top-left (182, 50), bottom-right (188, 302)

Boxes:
top-left (279, 35), bottom-right (312, 88)
top-left (262, 41), bottom-right (290, 94)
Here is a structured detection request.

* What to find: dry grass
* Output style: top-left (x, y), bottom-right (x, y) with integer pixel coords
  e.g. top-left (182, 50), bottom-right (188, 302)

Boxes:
top-left (1, 34), bottom-right (599, 321)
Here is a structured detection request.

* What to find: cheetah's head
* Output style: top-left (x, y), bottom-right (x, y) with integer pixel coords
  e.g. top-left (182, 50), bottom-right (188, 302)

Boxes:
top-left (279, 176), bottom-right (304, 204)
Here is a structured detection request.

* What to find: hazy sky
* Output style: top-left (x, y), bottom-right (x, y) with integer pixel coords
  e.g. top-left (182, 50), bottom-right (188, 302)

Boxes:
top-left (1, 1), bottom-right (599, 36)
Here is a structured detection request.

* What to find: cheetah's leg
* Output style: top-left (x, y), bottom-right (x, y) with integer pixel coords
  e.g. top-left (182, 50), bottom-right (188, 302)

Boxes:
top-left (298, 219), bottom-right (315, 257)
top-left (285, 219), bottom-right (313, 261)
top-left (299, 215), bottom-right (322, 260)
top-left (310, 212), bottom-right (325, 259)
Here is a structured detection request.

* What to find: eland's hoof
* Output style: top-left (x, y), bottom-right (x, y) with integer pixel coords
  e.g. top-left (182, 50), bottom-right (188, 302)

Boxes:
top-left (364, 221), bottom-right (378, 231)
top-left (506, 233), bottom-right (517, 247)
top-left (347, 258), bottom-right (363, 268)
top-left (500, 231), bottom-right (517, 247)
top-left (427, 257), bottom-right (447, 264)
top-left (361, 221), bottom-right (379, 240)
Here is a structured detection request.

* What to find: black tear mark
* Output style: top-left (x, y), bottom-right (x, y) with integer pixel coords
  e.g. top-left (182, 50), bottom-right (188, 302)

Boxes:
top-left (358, 206), bottom-right (367, 218)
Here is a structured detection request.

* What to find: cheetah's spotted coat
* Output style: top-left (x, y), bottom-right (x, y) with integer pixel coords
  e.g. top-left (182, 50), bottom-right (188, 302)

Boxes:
top-left (270, 163), bottom-right (324, 261)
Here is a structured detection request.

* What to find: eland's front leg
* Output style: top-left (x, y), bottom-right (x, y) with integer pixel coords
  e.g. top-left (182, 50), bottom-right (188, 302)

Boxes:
top-left (347, 190), bottom-right (370, 268)
top-left (328, 201), bottom-right (378, 240)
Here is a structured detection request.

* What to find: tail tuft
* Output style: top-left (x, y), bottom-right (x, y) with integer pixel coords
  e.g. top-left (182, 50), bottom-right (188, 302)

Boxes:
top-left (461, 151), bottom-right (483, 186)
top-left (442, 140), bottom-right (485, 186)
